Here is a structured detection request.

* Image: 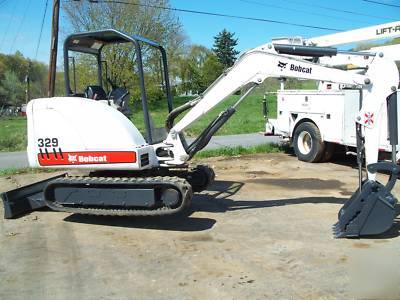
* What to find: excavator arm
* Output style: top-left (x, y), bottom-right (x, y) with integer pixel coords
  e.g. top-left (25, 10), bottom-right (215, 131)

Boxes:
top-left (171, 47), bottom-right (367, 133)
top-left (158, 42), bottom-right (400, 238)
top-left (160, 44), bottom-right (399, 177)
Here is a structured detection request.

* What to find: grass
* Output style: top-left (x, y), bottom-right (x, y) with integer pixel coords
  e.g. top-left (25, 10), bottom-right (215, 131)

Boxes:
top-left (0, 167), bottom-right (60, 177)
top-left (194, 143), bottom-right (287, 159)
top-left (0, 117), bottom-right (27, 152)
top-left (130, 86), bottom-right (277, 137)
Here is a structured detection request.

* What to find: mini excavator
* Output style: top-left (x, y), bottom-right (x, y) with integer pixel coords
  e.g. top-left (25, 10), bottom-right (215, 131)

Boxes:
top-left (2, 21), bottom-right (400, 238)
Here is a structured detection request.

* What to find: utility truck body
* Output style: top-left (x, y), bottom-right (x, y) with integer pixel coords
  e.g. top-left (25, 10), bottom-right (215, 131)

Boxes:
top-left (267, 88), bottom-right (399, 161)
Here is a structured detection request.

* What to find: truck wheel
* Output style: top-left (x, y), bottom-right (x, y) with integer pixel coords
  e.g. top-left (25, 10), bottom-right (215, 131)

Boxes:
top-left (293, 122), bottom-right (325, 163)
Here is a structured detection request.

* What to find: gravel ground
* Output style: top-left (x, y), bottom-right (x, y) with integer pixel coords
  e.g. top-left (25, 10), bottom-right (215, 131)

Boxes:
top-left (1, 153), bottom-right (400, 299)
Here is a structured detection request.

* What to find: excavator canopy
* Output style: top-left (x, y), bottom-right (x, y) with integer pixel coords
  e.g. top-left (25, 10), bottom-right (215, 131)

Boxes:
top-left (64, 29), bottom-right (162, 55)
top-left (63, 29), bottom-right (173, 144)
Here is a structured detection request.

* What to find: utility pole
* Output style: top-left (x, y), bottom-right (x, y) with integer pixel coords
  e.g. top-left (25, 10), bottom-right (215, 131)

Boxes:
top-left (25, 61), bottom-right (31, 104)
top-left (48, 0), bottom-right (60, 97)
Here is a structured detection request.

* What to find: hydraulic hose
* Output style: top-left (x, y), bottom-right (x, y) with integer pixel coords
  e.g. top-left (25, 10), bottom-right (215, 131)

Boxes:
top-left (165, 99), bottom-right (199, 132)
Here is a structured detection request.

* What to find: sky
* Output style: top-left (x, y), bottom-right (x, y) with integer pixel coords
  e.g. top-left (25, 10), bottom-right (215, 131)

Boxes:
top-left (0, 0), bottom-right (399, 64)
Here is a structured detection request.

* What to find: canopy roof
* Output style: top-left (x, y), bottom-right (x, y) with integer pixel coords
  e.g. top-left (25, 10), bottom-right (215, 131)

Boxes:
top-left (64, 29), bottom-right (161, 55)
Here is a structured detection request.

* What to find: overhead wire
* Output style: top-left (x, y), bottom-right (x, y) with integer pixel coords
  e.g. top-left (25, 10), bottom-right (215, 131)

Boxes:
top-left (35, 0), bottom-right (50, 60)
top-left (239, 0), bottom-right (374, 25)
top-left (0, 0), bottom-right (18, 52)
top-left (10, 0), bottom-right (33, 53)
top-left (0, 0), bottom-right (8, 8)
top-left (271, 0), bottom-right (396, 21)
top-left (362, 0), bottom-right (400, 8)
top-left (79, 0), bottom-right (343, 31)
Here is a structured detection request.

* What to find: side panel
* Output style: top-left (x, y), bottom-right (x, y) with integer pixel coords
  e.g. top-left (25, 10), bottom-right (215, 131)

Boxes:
top-left (27, 97), bottom-right (157, 170)
top-left (272, 89), bottom-right (397, 152)
top-left (342, 90), bottom-right (361, 146)
top-left (276, 90), bottom-right (347, 142)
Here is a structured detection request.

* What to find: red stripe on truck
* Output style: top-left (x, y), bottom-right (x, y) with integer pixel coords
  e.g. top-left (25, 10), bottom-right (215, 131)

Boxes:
top-left (38, 151), bottom-right (137, 166)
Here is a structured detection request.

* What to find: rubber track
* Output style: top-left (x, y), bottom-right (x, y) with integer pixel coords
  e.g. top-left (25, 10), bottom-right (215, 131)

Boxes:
top-left (44, 176), bottom-right (193, 216)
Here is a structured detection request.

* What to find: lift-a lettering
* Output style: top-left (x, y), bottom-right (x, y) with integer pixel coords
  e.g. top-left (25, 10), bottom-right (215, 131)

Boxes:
top-left (376, 25), bottom-right (400, 35)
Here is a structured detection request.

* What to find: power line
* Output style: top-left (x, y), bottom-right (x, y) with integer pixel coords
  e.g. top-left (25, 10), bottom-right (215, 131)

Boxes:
top-left (362, 0), bottom-right (400, 8)
top-left (79, 0), bottom-right (343, 31)
top-left (0, 0), bottom-right (18, 52)
top-left (10, 0), bottom-right (32, 53)
top-left (239, 0), bottom-right (373, 25)
top-left (273, 0), bottom-right (396, 21)
top-left (0, 0), bottom-right (8, 8)
top-left (35, 0), bottom-right (50, 60)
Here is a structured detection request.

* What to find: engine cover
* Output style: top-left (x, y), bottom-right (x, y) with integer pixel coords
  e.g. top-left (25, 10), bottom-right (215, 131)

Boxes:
top-left (26, 97), bottom-right (156, 170)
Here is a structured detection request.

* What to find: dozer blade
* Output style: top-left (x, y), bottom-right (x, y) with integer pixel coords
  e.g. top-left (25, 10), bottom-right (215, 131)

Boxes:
top-left (333, 162), bottom-right (399, 238)
top-left (1, 173), bottom-right (67, 219)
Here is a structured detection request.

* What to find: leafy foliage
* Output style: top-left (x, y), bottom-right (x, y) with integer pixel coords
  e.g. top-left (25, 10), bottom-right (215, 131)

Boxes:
top-left (63, 0), bottom-right (186, 103)
top-left (352, 37), bottom-right (400, 51)
top-left (177, 45), bottom-right (224, 95)
top-left (0, 71), bottom-right (25, 106)
top-left (0, 52), bottom-right (48, 107)
top-left (212, 29), bottom-right (239, 68)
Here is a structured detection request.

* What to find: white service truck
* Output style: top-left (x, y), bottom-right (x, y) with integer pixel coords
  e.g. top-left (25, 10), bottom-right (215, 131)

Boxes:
top-left (266, 87), bottom-right (399, 162)
top-left (265, 25), bottom-right (400, 163)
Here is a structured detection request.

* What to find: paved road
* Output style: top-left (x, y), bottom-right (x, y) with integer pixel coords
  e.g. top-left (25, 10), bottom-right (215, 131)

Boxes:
top-left (0, 133), bottom-right (281, 170)
top-left (196, 133), bottom-right (280, 150)
top-left (0, 151), bottom-right (29, 170)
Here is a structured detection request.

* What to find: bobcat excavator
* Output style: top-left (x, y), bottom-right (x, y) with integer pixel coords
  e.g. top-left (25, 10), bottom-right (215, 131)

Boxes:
top-left (2, 21), bottom-right (400, 238)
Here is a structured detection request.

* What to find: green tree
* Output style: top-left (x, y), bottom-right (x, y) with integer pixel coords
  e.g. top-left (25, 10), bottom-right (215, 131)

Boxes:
top-left (0, 71), bottom-right (25, 106)
top-left (202, 53), bottom-right (224, 87)
top-left (177, 46), bottom-right (224, 95)
top-left (212, 29), bottom-right (239, 68)
top-left (352, 37), bottom-right (400, 51)
top-left (0, 52), bottom-right (50, 105)
top-left (63, 0), bottom-right (187, 103)
top-left (178, 45), bottom-right (210, 94)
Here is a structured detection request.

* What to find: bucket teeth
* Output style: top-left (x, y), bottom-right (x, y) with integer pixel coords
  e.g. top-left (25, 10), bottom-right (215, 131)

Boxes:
top-left (332, 222), bottom-right (345, 238)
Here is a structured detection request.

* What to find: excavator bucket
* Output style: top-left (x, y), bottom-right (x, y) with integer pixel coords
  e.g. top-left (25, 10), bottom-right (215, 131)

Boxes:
top-left (333, 162), bottom-right (399, 238)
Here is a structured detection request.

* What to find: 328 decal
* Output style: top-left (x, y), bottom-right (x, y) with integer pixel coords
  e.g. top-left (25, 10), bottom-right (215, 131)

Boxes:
top-left (37, 138), bottom-right (59, 148)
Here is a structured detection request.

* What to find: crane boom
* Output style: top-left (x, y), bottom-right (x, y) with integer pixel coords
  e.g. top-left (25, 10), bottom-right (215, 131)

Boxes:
top-left (308, 21), bottom-right (400, 47)
top-left (270, 21), bottom-right (400, 48)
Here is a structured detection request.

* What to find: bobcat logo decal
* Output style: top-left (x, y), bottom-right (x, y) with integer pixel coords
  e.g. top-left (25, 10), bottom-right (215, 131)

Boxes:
top-left (68, 154), bottom-right (78, 163)
top-left (278, 61), bottom-right (288, 70)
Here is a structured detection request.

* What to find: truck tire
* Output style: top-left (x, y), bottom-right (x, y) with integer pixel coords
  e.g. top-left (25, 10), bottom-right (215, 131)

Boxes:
top-left (293, 122), bottom-right (325, 163)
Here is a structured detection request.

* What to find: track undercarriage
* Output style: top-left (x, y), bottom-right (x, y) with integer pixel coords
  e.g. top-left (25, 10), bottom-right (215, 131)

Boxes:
top-left (1, 165), bottom-right (215, 218)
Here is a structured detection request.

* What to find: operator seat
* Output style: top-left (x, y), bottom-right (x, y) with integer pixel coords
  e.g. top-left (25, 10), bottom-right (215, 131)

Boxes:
top-left (84, 85), bottom-right (107, 100)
